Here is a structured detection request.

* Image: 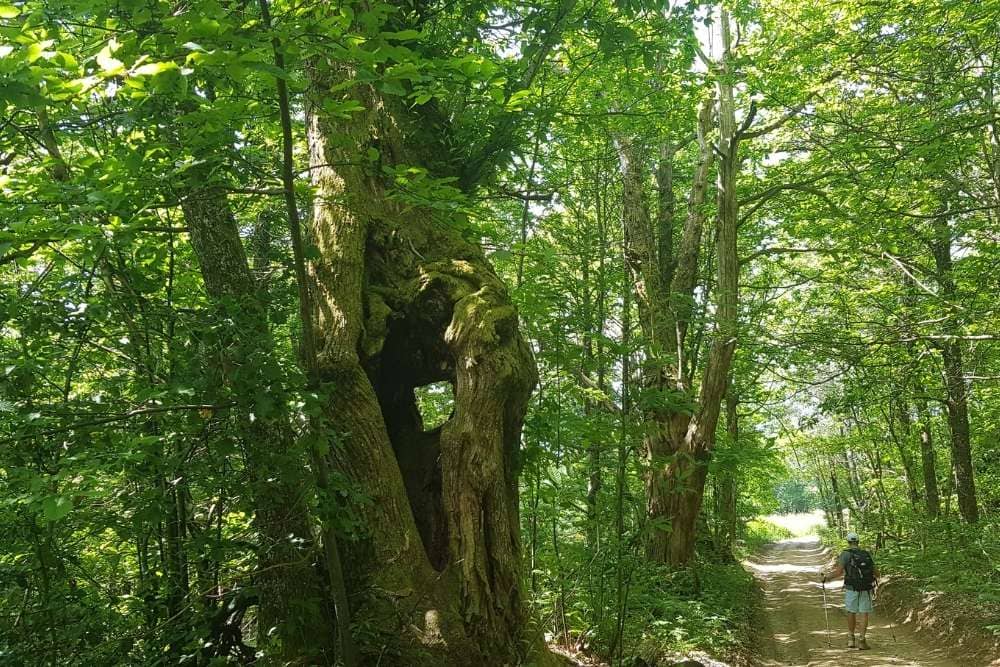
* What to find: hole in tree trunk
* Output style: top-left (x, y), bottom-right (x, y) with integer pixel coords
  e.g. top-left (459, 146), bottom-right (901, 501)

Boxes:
top-left (366, 284), bottom-right (456, 571)
top-left (415, 381), bottom-right (454, 431)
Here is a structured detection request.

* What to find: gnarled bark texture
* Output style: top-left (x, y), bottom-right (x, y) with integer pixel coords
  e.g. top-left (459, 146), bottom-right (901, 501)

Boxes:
top-left (619, 14), bottom-right (742, 565)
top-left (305, 67), bottom-right (543, 664)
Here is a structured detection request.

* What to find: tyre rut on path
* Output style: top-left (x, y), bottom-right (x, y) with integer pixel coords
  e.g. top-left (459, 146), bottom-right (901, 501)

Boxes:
top-left (748, 536), bottom-right (976, 667)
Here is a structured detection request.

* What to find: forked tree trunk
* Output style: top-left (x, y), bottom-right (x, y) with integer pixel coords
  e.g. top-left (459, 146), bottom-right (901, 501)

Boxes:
top-left (305, 70), bottom-right (547, 664)
top-left (618, 99), bottom-right (715, 566)
top-left (619, 10), bottom-right (748, 568)
top-left (659, 10), bottom-right (740, 566)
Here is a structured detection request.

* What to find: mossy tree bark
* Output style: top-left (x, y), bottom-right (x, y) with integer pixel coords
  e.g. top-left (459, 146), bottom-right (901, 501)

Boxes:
top-left (619, 13), bottom-right (744, 565)
top-left (304, 55), bottom-right (553, 664)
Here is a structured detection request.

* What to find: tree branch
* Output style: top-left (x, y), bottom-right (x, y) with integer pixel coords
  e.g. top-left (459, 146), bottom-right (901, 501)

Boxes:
top-left (0, 241), bottom-right (46, 266)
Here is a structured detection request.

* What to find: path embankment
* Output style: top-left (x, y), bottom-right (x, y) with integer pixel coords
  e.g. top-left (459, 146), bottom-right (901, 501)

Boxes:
top-left (747, 536), bottom-right (997, 666)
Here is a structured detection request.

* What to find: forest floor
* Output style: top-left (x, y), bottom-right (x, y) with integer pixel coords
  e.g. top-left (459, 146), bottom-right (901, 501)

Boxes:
top-left (747, 535), bottom-right (983, 667)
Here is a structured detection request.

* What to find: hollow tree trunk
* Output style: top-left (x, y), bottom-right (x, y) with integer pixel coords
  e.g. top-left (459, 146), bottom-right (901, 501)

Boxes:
top-left (180, 187), bottom-right (338, 662)
top-left (305, 69), bottom-right (546, 664)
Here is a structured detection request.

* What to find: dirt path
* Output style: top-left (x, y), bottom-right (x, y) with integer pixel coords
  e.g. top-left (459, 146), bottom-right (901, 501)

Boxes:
top-left (748, 536), bottom-right (974, 667)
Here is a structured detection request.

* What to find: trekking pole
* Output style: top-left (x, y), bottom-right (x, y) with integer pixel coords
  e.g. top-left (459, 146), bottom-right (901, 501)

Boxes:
top-left (821, 576), bottom-right (832, 647)
top-left (875, 580), bottom-right (897, 644)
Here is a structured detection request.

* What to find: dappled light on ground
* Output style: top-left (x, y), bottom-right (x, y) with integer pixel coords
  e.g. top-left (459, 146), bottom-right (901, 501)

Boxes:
top-left (749, 536), bottom-right (976, 666)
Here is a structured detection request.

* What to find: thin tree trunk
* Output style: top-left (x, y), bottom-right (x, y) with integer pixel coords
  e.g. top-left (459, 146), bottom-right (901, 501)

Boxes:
top-left (181, 187), bottom-right (337, 662)
top-left (886, 400), bottom-right (921, 509)
top-left (829, 469), bottom-right (845, 531)
top-left (917, 398), bottom-right (940, 517)
top-left (610, 267), bottom-right (632, 664)
top-left (940, 341), bottom-right (978, 522)
top-left (715, 387), bottom-right (739, 558)
top-left (931, 217), bottom-right (979, 523)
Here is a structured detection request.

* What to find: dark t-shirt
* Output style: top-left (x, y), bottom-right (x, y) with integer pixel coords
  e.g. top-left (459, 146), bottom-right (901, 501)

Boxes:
top-left (838, 548), bottom-right (874, 590)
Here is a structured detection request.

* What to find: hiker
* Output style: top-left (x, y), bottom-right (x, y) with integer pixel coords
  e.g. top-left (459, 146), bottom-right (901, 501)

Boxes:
top-left (822, 532), bottom-right (879, 650)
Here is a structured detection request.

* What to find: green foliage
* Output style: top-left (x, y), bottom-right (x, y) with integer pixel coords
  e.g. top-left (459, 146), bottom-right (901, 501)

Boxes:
top-left (628, 563), bottom-right (756, 662)
top-left (773, 480), bottom-right (820, 514)
top-left (3, 0), bottom-right (1000, 663)
top-left (740, 519), bottom-right (794, 555)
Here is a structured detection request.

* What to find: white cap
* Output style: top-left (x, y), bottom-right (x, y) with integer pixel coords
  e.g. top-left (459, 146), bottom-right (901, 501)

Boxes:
top-left (846, 532), bottom-right (859, 543)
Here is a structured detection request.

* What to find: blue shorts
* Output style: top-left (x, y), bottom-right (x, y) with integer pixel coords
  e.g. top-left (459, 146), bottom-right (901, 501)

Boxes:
top-left (844, 589), bottom-right (874, 614)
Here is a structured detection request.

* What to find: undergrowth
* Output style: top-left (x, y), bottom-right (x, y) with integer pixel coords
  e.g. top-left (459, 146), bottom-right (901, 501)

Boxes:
top-left (533, 554), bottom-right (757, 666)
top-left (624, 561), bottom-right (757, 665)
top-left (738, 518), bottom-right (794, 557)
top-left (820, 519), bottom-right (1000, 637)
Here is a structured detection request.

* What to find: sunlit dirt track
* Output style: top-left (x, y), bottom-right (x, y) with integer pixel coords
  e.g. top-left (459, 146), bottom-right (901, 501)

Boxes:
top-left (748, 537), bottom-right (976, 667)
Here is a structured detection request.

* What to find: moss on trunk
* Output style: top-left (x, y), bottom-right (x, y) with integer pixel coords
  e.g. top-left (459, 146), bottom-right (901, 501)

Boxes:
top-left (305, 62), bottom-right (548, 664)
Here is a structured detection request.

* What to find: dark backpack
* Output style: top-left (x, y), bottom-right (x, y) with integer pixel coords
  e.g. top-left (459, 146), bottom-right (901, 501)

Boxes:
top-left (844, 548), bottom-right (876, 591)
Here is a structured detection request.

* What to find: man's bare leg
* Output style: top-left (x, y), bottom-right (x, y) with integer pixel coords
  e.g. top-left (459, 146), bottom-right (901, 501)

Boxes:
top-left (858, 612), bottom-right (870, 649)
top-left (847, 613), bottom-right (857, 647)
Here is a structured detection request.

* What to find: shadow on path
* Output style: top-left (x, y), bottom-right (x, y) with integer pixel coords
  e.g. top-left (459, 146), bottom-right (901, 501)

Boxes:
top-left (748, 536), bottom-right (972, 667)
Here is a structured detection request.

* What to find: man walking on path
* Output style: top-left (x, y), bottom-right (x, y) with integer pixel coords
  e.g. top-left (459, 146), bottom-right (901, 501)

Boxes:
top-left (822, 532), bottom-right (879, 650)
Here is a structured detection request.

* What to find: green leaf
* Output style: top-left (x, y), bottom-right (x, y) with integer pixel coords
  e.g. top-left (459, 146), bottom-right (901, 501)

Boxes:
top-left (26, 41), bottom-right (54, 64)
top-left (0, 5), bottom-right (20, 18)
top-left (505, 89), bottom-right (532, 110)
top-left (133, 61), bottom-right (179, 77)
top-left (42, 495), bottom-right (72, 522)
top-left (381, 79), bottom-right (406, 96)
top-left (97, 41), bottom-right (125, 75)
top-left (382, 29), bottom-right (421, 41)
top-left (243, 60), bottom-right (289, 80)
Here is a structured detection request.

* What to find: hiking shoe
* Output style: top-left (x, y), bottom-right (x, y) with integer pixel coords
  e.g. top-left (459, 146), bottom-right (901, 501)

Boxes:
top-left (847, 636), bottom-right (856, 649)
top-left (858, 637), bottom-right (870, 650)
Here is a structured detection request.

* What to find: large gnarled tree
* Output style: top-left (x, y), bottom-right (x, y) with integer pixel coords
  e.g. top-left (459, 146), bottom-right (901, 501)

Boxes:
top-left (298, 0), bottom-right (577, 661)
